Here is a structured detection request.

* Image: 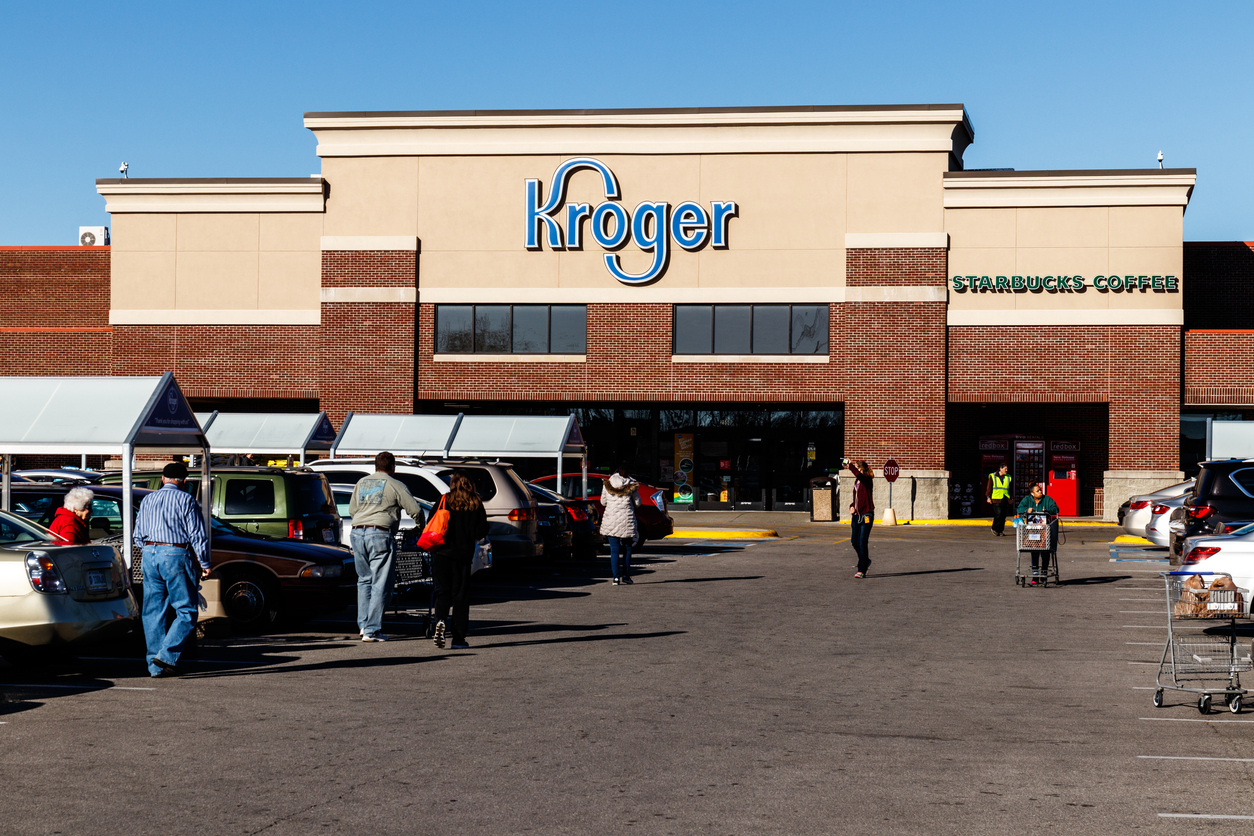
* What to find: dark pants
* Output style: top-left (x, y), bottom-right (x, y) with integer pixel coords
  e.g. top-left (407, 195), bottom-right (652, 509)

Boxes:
top-left (851, 514), bottom-right (873, 573)
top-left (991, 498), bottom-right (1011, 534)
top-left (1031, 550), bottom-right (1053, 575)
top-left (432, 551), bottom-right (473, 642)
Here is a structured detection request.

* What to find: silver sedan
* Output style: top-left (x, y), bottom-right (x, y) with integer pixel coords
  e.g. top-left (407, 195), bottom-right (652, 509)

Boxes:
top-left (1124, 479), bottom-right (1193, 538)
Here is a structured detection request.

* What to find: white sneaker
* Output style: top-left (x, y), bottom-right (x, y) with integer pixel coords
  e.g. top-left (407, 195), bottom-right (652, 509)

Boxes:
top-left (361, 633), bottom-right (388, 642)
top-left (433, 620), bottom-right (446, 649)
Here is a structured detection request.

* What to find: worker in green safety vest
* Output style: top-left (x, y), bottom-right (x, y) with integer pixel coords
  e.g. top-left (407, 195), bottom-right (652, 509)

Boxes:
top-left (986, 464), bottom-right (1012, 537)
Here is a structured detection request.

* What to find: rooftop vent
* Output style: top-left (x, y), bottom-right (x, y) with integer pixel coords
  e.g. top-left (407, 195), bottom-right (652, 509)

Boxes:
top-left (79, 226), bottom-right (109, 246)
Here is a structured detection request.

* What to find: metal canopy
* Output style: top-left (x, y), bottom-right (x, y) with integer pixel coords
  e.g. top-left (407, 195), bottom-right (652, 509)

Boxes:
top-left (0, 372), bottom-right (211, 565)
top-left (330, 413), bottom-right (588, 497)
top-left (197, 411), bottom-right (337, 464)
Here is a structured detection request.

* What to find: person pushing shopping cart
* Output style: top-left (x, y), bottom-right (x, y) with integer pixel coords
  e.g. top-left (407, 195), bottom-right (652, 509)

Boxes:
top-left (1015, 483), bottom-right (1060, 587)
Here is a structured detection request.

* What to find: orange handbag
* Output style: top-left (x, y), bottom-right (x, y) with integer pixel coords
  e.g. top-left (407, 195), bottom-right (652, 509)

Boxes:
top-left (416, 495), bottom-right (449, 550)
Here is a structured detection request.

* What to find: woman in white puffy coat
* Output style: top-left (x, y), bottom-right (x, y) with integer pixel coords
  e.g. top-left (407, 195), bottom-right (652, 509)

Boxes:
top-left (600, 468), bottom-right (640, 585)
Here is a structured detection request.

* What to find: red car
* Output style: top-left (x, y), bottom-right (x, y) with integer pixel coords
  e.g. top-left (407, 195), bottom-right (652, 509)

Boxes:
top-left (532, 473), bottom-right (674, 546)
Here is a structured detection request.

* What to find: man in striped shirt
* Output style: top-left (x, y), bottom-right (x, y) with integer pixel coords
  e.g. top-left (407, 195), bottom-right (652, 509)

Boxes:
top-left (132, 461), bottom-right (210, 677)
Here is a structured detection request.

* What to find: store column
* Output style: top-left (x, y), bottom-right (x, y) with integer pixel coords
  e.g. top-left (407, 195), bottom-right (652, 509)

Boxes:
top-left (840, 233), bottom-right (949, 519)
top-left (318, 236), bottom-right (419, 423)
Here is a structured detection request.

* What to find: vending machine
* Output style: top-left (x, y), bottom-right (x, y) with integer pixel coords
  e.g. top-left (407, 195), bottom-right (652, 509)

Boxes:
top-left (1046, 440), bottom-right (1080, 516)
top-left (1013, 441), bottom-right (1045, 505)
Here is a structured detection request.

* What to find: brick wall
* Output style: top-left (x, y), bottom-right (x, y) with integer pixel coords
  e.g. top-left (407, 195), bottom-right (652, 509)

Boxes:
top-left (846, 247), bottom-right (948, 287)
top-left (949, 326), bottom-right (1180, 471)
top-left (319, 250), bottom-right (417, 423)
top-left (1184, 330), bottom-right (1254, 405)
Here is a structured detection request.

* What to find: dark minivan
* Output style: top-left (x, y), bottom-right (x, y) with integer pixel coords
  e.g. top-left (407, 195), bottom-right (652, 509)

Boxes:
top-left (1172, 459), bottom-right (1254, 557)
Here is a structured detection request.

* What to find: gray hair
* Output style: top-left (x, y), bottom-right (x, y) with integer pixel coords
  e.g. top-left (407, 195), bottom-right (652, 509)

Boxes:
top-left (64, 487), bottom-right (94, 512)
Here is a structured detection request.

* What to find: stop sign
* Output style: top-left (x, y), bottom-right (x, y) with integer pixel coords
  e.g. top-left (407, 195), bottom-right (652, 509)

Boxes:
top-left (883, 458), bottom-right (900, 483)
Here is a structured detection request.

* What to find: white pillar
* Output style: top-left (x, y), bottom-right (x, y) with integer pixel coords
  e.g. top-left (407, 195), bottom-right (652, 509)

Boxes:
top-left (121, 444), bottom-right (134, 569)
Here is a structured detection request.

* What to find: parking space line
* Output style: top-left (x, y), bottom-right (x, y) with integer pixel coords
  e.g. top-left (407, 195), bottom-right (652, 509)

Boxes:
top-left (1128, 661), bottom-right (1158, 665)
top-left (1159, 814), bottom-right (1254, 820)
top-left (1127, 642), bottom-right (1161, 645)
top-left (1141, 717), bottom-right (1254, 724)
top-left (1120, 598), bottom-right (1162, 602)
top-left (1139, 756), bottom-right (1254, 763)
top-left (1121, 611), bottom-right (1162, 614)
top-left (1124, 625), bottom-right (1166, 628)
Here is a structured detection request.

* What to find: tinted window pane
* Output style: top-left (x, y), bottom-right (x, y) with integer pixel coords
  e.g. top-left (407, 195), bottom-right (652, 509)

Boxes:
top-left (673, 305), bottom-right (712, 354)
top-left (224, 480), bottom-right (275, 515)
top-left (550, 305), bottom-right (587, 353)
top-left (394, 473), bottom-right (444, 503)
top-left (714, 306), bottom-right (751, 354)
top-left (752, 305), bottom-right (790, 354)
top-left (319, 470), bottom-right (365, 487)
top-left (512, 306), bottom-right (549, 353)
top-left (791, 305), bottom-right (828, 354)
top-left (474, 306), bottom-right (511, 352)
top-left (296, 476), bottom-right (334, 515)
top-left (433, 468), bottom-right (498, 502)
top-left (436, 306), bottom-right (473, 353)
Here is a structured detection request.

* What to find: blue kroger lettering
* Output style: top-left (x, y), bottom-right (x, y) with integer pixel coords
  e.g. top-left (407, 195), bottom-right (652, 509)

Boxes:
top-left (525, 156), bottom-right (736, 285)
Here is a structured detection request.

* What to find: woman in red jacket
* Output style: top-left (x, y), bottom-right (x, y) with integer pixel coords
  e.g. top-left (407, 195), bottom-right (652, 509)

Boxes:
top-left (49, 487), bottom-right (94, 545)
top-left (846, 459), bottom-right (875, 579)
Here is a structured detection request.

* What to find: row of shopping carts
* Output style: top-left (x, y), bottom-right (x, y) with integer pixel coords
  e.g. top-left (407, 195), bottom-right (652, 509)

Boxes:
top-left (1154, 572), bottom-right (1252, 714)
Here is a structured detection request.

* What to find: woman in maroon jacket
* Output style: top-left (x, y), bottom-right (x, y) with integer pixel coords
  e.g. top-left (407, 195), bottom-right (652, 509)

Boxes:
top-left (846, 459), bottom-right (875, 578)
top-left (430, 471), bottom-right (488, 650)
top-left (49, 487), bottom-right (94, 545)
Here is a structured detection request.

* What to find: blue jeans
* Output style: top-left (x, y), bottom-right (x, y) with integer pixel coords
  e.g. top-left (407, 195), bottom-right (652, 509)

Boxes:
top-left (352, 528), bottom-right (395, 637)
top-left (850, 514), bottom-right (873, 573)
top-left (141, 545), bottom-right (200, 676)
top-left (608, 536), bottom-right (633, 578)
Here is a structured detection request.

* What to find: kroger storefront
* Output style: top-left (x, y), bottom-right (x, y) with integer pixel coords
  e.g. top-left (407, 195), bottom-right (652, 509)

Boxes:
top-left (87, 104), bottom-right (1205, 518)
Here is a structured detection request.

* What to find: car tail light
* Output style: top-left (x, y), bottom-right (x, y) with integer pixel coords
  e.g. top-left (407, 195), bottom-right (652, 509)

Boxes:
top-left (1129, 500), bottom-right (1151, 510)
top-left (25, 552), bottom-right (67, 594)
top-left (508, 508), bottom-right (535, 522)
top-left (1187, 505), bottom-right (1216, 521)
top-left (567, 506), bottom-right (588, 522)
top-left (288, 519), bottom-right (304, 539)
top-left (1183, 546), bottom-right (1221, 565)
top-left (1151, 504), bottom-right (1170, 515)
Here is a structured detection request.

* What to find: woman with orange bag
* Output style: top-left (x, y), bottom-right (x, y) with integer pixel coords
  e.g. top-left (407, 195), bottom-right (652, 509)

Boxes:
top-left (430, 470), bottom-right (488, 650)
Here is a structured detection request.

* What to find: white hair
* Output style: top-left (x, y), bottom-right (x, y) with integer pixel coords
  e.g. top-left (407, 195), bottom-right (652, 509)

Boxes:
top-left (64, 487), bottom-right (94, 512)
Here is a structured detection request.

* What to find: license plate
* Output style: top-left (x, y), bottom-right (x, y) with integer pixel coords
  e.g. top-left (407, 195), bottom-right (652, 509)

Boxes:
top-left (86, 569), bottom-right (110, 593)
top-left (322, 528), bottom-right (337, 544)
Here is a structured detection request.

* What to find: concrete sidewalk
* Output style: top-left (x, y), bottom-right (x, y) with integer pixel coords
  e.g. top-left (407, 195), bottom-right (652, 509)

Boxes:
top-left (670, 510), bottom-right (1118, 529)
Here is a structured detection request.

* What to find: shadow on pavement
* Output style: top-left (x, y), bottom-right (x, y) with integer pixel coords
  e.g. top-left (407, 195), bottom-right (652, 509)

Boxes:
top-left (642, 575), bottom-right (763, 585)
top-left (466, 620), bottom-right (626, 638)
top-left (865, 567), bottom-right (985, 579)
top-left (1056, 575), bottom-right (1134, 586)
top-left (477, 629), bottom-right (685, 649)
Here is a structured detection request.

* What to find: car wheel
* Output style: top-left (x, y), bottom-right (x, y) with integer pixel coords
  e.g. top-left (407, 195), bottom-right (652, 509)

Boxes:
top-left (220, 570), bottom-right (280, 632)
top-left (633, 532), bottom-right (646, 550)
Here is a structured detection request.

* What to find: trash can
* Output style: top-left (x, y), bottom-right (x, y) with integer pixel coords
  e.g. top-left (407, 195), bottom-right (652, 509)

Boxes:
top-left (810, 477), bottom-right (837, 522)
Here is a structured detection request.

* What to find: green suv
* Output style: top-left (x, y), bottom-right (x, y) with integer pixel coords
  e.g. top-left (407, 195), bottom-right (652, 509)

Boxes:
top-left (100, 467), bottom-right (341, 546)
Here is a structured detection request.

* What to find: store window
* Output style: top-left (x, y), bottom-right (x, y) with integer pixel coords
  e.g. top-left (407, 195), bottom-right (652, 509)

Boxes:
top-left (435, 305), bottom-right (587, 354)
top-left (673, 304), bottom-right (828, 355)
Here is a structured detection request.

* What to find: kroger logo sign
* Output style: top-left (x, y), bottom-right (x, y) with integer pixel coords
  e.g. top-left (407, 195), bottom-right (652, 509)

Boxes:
top-left (526, 157), bottom-right (737, 285)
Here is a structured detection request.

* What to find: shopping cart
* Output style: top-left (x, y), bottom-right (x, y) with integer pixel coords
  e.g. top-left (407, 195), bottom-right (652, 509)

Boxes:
top-left (1154, 571), bottom-right (1253, 714)
top-left (391, 529), bottom-right (435, 635)
top-left (1014, 513), bottom-right (1060, 587)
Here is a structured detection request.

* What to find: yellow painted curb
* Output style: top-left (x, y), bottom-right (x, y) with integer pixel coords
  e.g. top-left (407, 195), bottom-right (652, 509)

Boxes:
top-left (833, 518), bottom-right (1119, 527)
top-left (1114, 535), bottom-right (1153, 545)
top-left (666, 529), bottom-right (779, 539)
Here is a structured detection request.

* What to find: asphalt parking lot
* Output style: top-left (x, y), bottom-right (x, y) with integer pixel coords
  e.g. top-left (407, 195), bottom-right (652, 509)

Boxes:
top-left (3, 521), bottom-right (1252, 834)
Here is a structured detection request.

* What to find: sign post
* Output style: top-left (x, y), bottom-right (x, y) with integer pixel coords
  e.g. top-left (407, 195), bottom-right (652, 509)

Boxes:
top-left (883, 458), bottom-right (900, 526)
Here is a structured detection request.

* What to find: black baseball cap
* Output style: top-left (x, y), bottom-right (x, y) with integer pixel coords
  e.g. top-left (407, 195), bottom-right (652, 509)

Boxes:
top-left (163, 462), bottom-right (189, 480)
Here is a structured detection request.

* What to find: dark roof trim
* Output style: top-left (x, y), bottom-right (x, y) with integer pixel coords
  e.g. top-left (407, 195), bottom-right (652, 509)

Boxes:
top-left (94, 177), bottom-right (322, 185)
top-left (945, 168), bottom-right (1196, 178)
top-left (304, 104), bottom-right (967, 118)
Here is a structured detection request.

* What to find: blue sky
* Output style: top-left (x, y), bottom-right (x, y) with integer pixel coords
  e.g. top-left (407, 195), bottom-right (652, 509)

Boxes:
top-left (1, 0), bottom-right (1250, 244)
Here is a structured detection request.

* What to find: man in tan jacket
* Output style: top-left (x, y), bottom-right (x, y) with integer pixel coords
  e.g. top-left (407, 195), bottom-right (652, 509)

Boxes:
top-left (348, 451), bottom-right (424, 641)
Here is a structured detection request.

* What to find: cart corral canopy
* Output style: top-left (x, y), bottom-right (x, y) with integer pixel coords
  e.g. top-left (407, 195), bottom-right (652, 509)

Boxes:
top-left (197, 411), bottom-right (337, 461)
top-left (331, 413), bottom-right (585, 460)
top-left (0, 372), bottom-right (206, 454)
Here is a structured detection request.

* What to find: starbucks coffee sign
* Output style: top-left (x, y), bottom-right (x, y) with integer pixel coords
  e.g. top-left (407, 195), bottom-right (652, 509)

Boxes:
top-left (951, 274), bottom-right (1180, 293)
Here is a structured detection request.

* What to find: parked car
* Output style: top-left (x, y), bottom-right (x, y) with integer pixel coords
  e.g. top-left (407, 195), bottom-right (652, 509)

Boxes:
top-left (14, 468), bottom-right (102, 484)
top-left (527, 481), bottom-right (600, 559)
top-left (1179, 523), bottom-right (1254, 615)
top-left (1122, 479), bottom-right (1194, 538)
top-left (1145, 493), bottom-right (1190, 548)
top-left (8, 482), bottom-right (353, 631)
top-left (523, 482), bottom-right (575, 559)
top-left (531, 472), bottom-right (674, 547)
top-left (1170, 460), bottom-right (1254, 557)
top-left (0, 509), bottom-right (137, 667)
top-left (311, 458), bottom-right (542, 559)
top-left (101, 467), bottom-right (341, 546)
top-left (330, 484), bottom-right (428, 546)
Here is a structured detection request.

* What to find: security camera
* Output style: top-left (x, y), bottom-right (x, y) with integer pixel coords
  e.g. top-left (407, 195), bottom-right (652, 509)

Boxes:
top-left (119, 161), bottom-right (128, 178)
top-left (1156, 151), bottom-right (1164, 169)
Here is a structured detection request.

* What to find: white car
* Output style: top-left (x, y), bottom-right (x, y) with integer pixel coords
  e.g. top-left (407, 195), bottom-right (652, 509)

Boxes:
top-left (1124, 479), bottom-right (1194, 538)
top-left (1145, 493), bottom-right (1190, 547)
top-left (1179, 524), bottom-right (1254, 615)
top-left (329, 485), bottom-right (428, 545)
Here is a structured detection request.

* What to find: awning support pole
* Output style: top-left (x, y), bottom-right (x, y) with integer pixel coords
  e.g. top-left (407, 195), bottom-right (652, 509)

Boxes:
top-left (121, 443), bottom-right (134, 569)
top-left (1, 454), bottom-right (11, 513)
top-left (582, 453), bottom-right (588, 500)
top-left (557, 454), bottom-right (563, 499)
top-left (201, 446), bottom-right (212, 554)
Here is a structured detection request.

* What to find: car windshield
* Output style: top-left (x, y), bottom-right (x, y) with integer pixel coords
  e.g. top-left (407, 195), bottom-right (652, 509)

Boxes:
top-left (0, 510), bottom-right (53, 545)
top-left (1230, 523), bottom-right (1254, 537)
top-left (433, 468), bottom-right (498, 502)
top-left (527, 482), bottom-right (564, 503)
top-left (295, 475), bottom-right (336, 516)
